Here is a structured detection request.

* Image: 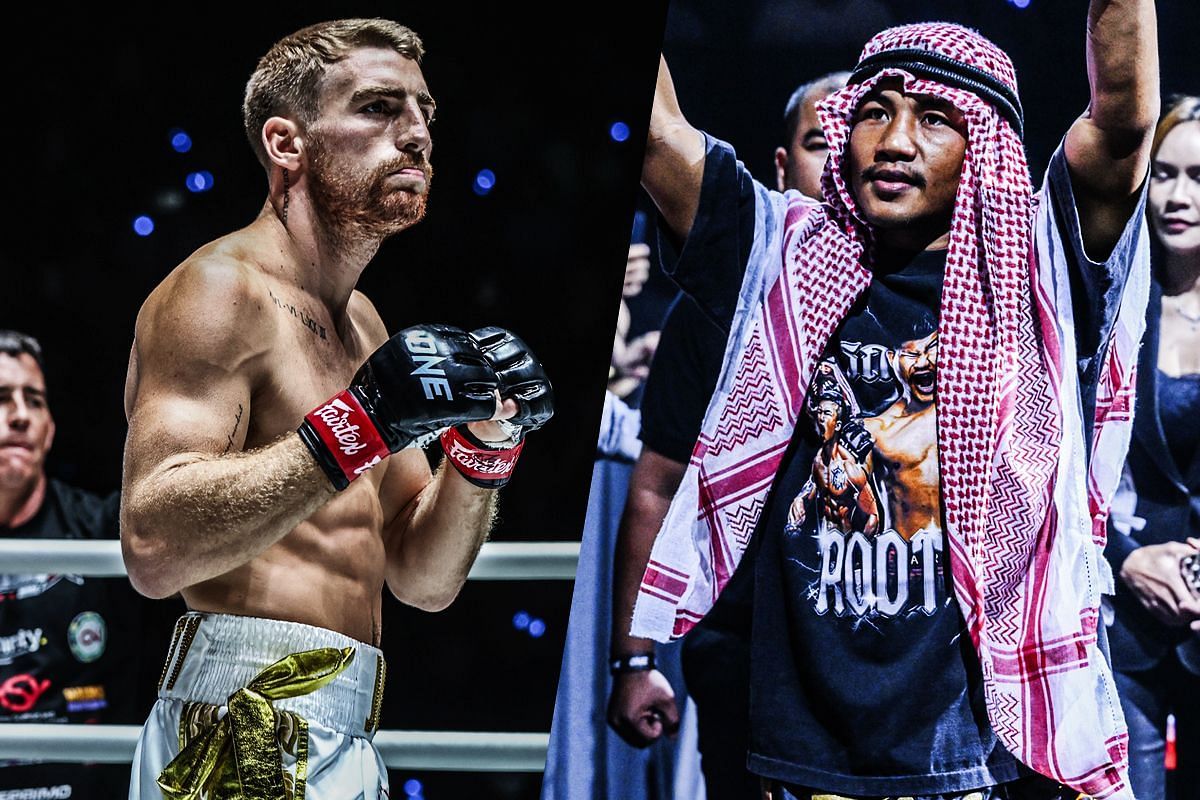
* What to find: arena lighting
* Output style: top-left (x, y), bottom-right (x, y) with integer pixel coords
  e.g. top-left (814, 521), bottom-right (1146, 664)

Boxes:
top-left (609, 121), bottom-right (631, 142)
top-left (1008, 0), bottom-right (1032, 9)
top-left (186, 170), bottom-right (215, 193)
top-left (133, 215), bottom-right (155, 236)
top-left (473, 168), bottom-right (496, 196)
top-left (528, 618), bottom-right (547, 638)
top-left (512, 610), bottom-right (532, 631)
top-left (403, 778), bottom-right (423, 797)
top-left (169, 129), bottom-right (192, 153)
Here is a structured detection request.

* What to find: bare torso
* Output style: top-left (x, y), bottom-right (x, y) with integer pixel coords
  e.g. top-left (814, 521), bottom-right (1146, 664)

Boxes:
top-left (864, 398), bottom-right (940, 539)
top-left (125, 225), bottom-right (415, 645)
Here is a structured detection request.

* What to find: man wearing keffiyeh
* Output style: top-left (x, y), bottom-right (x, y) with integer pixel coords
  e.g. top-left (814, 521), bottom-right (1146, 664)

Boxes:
top-left (629, 3), bottom-right (1158, 800)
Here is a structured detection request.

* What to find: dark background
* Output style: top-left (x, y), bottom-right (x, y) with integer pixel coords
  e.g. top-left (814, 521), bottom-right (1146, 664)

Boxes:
top-left (628, 0), bottom-right (1200, 335)
top-left (0, 3), bottom-right (667, 798)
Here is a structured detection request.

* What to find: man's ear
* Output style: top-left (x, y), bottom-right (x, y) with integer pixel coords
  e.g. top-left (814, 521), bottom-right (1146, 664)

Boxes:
top-left (44, 416), bottom-right (55, 455)
top-left (263, 116), bottom-right (305, 173)
top-left (774, 147), bottom-right (789, 193)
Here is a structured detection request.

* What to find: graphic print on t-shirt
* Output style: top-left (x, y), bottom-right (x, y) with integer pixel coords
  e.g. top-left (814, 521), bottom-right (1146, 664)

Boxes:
top-left (785, 323), bottom-right (946, 623)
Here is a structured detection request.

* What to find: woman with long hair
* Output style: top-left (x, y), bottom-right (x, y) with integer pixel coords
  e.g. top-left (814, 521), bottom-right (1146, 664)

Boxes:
top-left (1109, 94), bottom-right (1200, 800)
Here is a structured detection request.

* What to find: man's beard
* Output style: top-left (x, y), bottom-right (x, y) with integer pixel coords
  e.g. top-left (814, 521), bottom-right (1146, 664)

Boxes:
top-left (307, 136), bottom-right (433, 242)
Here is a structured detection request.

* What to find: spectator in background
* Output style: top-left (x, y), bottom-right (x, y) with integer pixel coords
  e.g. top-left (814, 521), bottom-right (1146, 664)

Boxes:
top-left (610, 241), bottom-right (661, 402)
top-left (606, 71), bottom-right (848, 799)
top-left (0, 330), bottom-right (142, 798)
top-left (1107, 94), bottom-right (1200, 800)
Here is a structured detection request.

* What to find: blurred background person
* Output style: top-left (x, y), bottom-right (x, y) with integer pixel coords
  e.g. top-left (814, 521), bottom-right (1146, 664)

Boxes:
top-left (605, 70), bottom-right (847, 800)
top-left (0, 330), bottom-right (144, 798)
top-left (1107, 94), bottom-right (1200, 800)
top-left (544, 64), bottom-right (848, 800)
top-left (610, 233), bottom-right (662, 404)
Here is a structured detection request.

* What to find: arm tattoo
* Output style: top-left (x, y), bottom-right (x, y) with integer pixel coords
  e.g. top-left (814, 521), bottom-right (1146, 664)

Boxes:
top-left (223, 403), bottom-right (245, 454)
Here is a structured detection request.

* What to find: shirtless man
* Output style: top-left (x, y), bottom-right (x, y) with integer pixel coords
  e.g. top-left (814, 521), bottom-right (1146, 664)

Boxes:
top-left (787, 375), bottom-right (881, 537)
top-left (865, 329), bottom-right (939, 539)
top-left (119, 19), bottom-right (552, 799)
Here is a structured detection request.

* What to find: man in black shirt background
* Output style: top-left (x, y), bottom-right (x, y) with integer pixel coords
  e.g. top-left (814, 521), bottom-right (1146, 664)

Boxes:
top-left (0, 330), bottom-right (143, 798)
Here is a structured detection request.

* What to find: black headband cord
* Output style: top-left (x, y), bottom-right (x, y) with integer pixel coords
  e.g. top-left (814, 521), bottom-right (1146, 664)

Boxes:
top-left (848, 47), bottom-right (1024, 138)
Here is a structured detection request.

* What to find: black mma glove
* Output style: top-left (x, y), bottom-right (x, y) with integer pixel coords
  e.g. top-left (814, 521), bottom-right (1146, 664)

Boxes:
top-left (439, 327), bottom-right (555, 489)
top-left (840, 418), bottom-right (875, 464)
top-left (299, 324), bottom-right (498, 490)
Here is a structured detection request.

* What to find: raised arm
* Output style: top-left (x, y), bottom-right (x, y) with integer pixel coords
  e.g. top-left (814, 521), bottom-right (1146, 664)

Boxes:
top-left (120, 261), bottom-right (334, 599)
top-left (1064, 0), bottom-right (1159, 260)
top-left (642, 55), bottom-right (708, 243)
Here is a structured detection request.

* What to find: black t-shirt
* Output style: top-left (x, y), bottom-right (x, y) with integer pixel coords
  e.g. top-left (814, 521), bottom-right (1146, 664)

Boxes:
top-left (664, 134), bottom-right (1141, 795)
top-left (0, 479), bottom-right (143, 796)
top-left (1159, 371), bottom-right (1200, 476)
top-left (750, 246), bottom-right (1017, 793)
top-left (639, 293), bottom-right (727, 465)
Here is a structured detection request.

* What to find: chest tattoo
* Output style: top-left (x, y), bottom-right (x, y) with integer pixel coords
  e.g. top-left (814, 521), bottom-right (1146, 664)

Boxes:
top-left (268, 288), bottom-right (328, 341)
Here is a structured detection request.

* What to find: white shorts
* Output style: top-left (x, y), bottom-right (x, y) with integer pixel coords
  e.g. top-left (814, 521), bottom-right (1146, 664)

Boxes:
top-left (128, 612), bottom-right (388, 799)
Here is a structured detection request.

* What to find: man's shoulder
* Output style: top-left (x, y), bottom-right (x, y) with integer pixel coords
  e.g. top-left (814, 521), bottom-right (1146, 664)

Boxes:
top-left (148, 239), bottom-right (268, 313)
top-left (135, 242), bottom-right (277, 359)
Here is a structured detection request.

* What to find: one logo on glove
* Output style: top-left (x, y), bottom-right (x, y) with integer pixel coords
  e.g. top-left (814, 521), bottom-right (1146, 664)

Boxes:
top-left (312, 397), bottom-right (372, 457)
top-left (403, 330), bottom-right (454, 401)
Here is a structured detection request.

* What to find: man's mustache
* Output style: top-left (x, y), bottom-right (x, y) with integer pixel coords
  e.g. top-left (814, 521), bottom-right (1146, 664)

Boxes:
top-left (381, 154), bottom-right (432, 181)
top-left (861, 165), bottom-right (926, 189)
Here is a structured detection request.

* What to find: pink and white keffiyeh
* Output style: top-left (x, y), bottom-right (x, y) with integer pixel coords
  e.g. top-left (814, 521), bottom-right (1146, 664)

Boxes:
top-left (631, 22), bottom-right (1148, 799)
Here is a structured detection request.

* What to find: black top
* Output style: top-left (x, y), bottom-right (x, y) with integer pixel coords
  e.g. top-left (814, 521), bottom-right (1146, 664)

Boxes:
top-left (0, 479), bottom-right (143, 796)
top-left (639, 293), bottom-right (727, 465)
top-left (1159, 371), bottom-right (1200, 477)
top-left (664, 134), bottom-right (1144, 794)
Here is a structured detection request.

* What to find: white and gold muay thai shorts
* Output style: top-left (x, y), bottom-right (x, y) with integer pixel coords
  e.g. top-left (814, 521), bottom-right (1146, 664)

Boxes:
top-left (129, 612), bottom-right (388, 800)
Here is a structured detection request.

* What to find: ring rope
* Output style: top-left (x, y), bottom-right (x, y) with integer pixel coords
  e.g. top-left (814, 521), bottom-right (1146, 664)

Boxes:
top-left (0, 725), bottom-right (549, 771)
top-left (0, 540), bottom-right (579, 580)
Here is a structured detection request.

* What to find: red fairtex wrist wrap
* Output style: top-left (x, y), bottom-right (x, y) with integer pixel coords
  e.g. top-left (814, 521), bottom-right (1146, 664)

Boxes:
top-left (440, 425), bottom-right (524, 489)
top-left (301, 390), bottom-right (391, 489)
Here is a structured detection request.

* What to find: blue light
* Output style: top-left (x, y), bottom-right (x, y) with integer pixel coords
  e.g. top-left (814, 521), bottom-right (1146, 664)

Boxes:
top-left (1008, 0), bottom-right (1031, 8)
top-left (170, 129), bottom-right (192, 153)
top-left (609, 121), bottom-right (631, 143)
top-left (512, 611), bottom-right (531, 631)
top-left (186, 171), bottom-right (215, 193)
top-left (403, 778), bottom-right (423, 797)
top-left (528, 619), bottom-right (546, 638)
top-left (133, 215), bottom-right (155, 236)
top-left (473, 168), bottom-right (496, 196)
